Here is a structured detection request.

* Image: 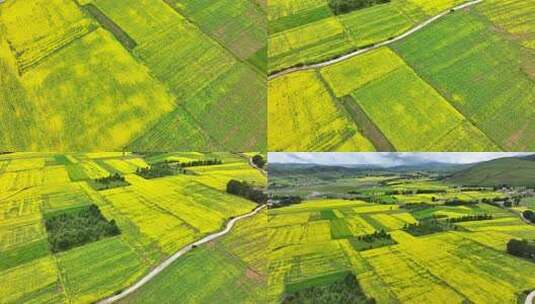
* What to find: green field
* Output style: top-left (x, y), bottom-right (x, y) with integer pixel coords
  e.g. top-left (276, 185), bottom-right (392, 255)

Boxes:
top-left (0, 152), bottom-right (265, 303)
top-left (268, 70), bottom-right (374, 151)
top-left (267, 0), bottom-right (468, 73)
top-left (268, 163), bottom-right (535, 303)
top-left (0, 0), bottom-right (266, 151)
top-left (391, 6), bottom-right (535, 151)
top-left (268, 0), bottom-right (534, 151)
top-left (120, 210), bottom-right (267, 304)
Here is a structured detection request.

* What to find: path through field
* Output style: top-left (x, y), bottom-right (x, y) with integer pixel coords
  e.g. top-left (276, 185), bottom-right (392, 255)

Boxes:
top-left (268, 0), bottom-right (484, 80)
top-left (526, 290), bottom-right (535, 304)
top-left (96, 204), bottom-right (266, 304)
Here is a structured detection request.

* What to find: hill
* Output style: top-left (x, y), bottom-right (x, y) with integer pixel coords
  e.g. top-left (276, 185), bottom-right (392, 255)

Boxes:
top-left (269, 162), bottom-right (467, 178)
top-left (447, 155), bottom-right (535, 186)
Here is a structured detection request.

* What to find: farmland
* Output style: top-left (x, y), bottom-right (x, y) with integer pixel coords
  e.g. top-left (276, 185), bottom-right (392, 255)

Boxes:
top-left (0, 152), bottom-right (266, 304)
top-left (268, 154), bottom-right (535, 303)
top-left (0, 0), bottom-right (266, 151)
top-left (268, 0), bottom-right (534, 151)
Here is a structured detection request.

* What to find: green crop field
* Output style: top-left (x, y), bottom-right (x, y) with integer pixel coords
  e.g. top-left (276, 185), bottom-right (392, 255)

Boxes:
top-left (0, 0), bottom-right (266, 151)
top-left (267, 156), bottom-right (535, 303)
top-left (120, 210), bottom-right (267, 304)
top-left (0, 152), bottom-right (266, 304)
top-left (267, 0), bottom-right (468, 73)
top-left (268, 70), bottom-right (374, 151)
top-left (268, 0), bottom-right (534, 151)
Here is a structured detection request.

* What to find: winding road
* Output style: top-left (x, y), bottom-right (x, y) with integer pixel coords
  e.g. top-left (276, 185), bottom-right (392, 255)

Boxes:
top-left (96, 204), bottom-right (266, 304)
top-left (526, 290), bottom-right (535, 304)
top-left (268, 0), bottom-right (484, 80)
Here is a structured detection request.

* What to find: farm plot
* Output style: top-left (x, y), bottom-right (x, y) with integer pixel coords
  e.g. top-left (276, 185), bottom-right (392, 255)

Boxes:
top-left (405, 0), bottom-right (466, 16)
top-left (0, 256), bottom-right (65, 304)
top-left (269, 16), bottom-right (354, 72)
top-left (320, 47), bottom-right (405, 97)
top-left (0, 153), bottom-right (263, 303)
top-left (188, 162), bottom-right (266, 190)
top-left (268, 190), bottom-right (535, 302)
top-left (168, 0), bottom-right (266, 63)
top-left (360, 246), bottom-right (465, 303)
top-left (268, 0), bottom-right (331, 33)
top-left (477, 0), bottom-right (535, 49)
top-left (15, 28), bottom-right (176, 150)
top-left (101, 172), bottom-right (256, 254)
top-left (0, 0), bottom-right (265, 151)
top-left (337, 2), bottom-right (414, 48)
top-left (176, 63), bottom-right (266, 150)
top-left (89, 0), bottom-right (265, 150)
top-left (57, 237), bottom-right (145, 304)
top-left (0, 0), bottom-right (95, 74)
top-left (268, 70), bottom-right (373, 151)
top-left (350, 65), bottom-right (497, 151)
top-left (91, 0), bottom-right (236, 101)
top-left (267, 0), bottom-right (467, 72)
top-left (0, 169), bottom-right (44, 192)
top-left (393, 231), bottom-right (535, 303)
top-left (120, 211), bottom-right (267, 304)
top-left (392, 10), bottom-right (535, 151)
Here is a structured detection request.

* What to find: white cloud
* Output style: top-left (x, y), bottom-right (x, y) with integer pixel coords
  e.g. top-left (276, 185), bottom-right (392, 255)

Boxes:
top-left (268, 152), bottom-right (532, 167)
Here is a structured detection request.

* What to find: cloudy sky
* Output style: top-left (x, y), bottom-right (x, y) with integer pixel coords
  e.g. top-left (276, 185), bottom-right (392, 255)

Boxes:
top-left (268, 152), bottom-right (532, 167)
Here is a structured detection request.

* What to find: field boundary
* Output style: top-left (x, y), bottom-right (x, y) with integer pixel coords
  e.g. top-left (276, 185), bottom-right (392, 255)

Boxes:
top-left (340, 95), bottom-right (396, 152)
top-left (159, 0), bottom-right (265, 76)
top-left (268, 0), bottom-right (484, 80)
top-left (81, 4), bottom-right (137, 51)
top-left (96, 204), bottom-right (266, 304)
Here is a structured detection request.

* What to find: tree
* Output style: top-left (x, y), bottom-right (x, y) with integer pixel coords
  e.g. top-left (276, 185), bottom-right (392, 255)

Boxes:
top-left (226, 179), bottom-right (267, 204)
top-left (252, 154), bottom-right (266, 169)
top-left (507, 239), bottom-right (535, 259)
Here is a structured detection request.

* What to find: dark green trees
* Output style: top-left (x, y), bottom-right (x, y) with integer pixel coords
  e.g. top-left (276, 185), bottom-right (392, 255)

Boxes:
top-left (44, 204), bottom-right (121, 253)
top-left (328, 0), bottom-right (391, 15)
top-left (226, 179), bottom-right (267, 204)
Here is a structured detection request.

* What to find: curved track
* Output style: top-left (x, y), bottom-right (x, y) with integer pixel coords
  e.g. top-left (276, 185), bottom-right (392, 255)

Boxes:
top-left (96, 204), bottom-right (266, 304)
top-left (268, 0), bottom-right (484, 80)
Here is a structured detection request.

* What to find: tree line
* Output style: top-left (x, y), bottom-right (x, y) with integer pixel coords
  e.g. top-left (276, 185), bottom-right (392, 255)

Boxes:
top-left (447, 214), bottom-right (492, 223)
top-left (507, 239), bottom-right (535, 261)
top-left (269, 195), bottom-right (303, 208)
top-left (282, 273), bottom-right (376, 304)
top-left (177, 158), bottom-right (222, 168)
top-left (136, 162), bottom-right (183, 179)
top-left (356, 229), bottom-right (391, 242)
top-left (91, 173), bottom-right (129, 190)
top-left (328, 0), bottom-right (391, 15)
top-left (444, 199), bottom-right (479, 206)
top-left (403, 219), bottom-right (452, 236)
top-left (94, 173), bottom-right (125, 184)
top-left (226, 179), bottom-right (267, 204)
top-left (45, 204), bottom-right (120, 253)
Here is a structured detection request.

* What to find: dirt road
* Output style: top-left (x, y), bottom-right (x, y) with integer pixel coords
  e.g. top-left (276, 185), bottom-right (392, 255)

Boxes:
top-left (96, 204), bottom-right (266, 304)
top-left (268, 0), bottom-right (484, 80)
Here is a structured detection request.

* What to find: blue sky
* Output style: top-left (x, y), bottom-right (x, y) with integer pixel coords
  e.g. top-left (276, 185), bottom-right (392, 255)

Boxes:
top-left (268, 152), bottom-right (532, 167)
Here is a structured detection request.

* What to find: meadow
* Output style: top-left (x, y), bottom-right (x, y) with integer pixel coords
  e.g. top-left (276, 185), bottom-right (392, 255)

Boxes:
top-left (268, 0), bottom-right (534, 151)
top-left (0, 152), bottom-right (266, 304)
top-left (268, 174), bottom-right (535, 303)
top-left (0, 0), bottom-right (266, 151)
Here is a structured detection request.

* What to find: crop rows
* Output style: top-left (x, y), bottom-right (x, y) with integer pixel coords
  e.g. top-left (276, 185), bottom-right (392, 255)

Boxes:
top-left (267, 181), bottom-right (535, 303)
top-left (0, 153), bottom-right (265, 303)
